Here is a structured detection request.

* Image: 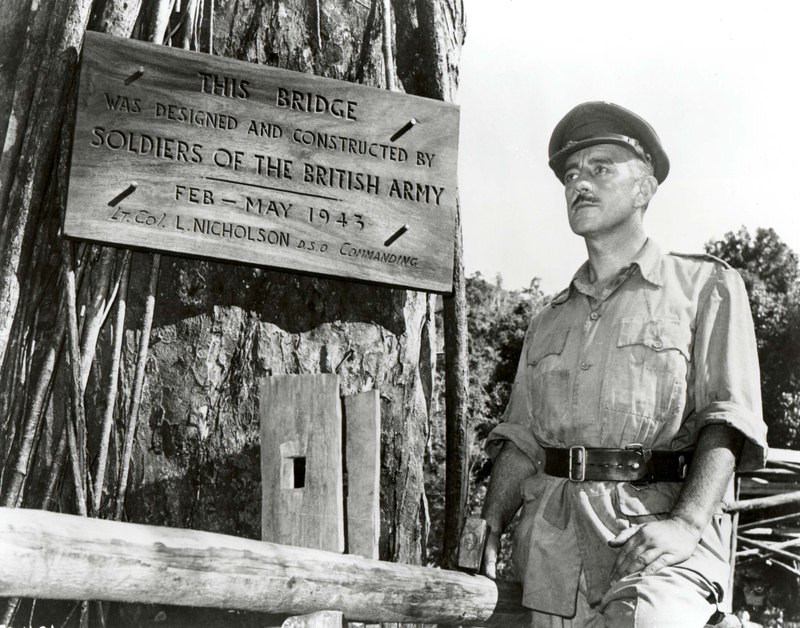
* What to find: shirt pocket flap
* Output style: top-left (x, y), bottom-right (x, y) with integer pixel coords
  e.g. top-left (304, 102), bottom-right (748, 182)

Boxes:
top-left (616, 482), bottom-right (677, 516)
top-left (617, 318), bottom-right (692, 361)
top-left (527, 328), bottom-right (570, 366)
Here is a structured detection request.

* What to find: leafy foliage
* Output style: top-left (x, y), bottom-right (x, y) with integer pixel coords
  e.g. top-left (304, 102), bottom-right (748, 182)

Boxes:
top-left (705, 227), bottom-right (800, 447)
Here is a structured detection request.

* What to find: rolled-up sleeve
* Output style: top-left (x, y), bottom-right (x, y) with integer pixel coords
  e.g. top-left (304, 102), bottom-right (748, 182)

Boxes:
top-left (687, 267), bottom-right (767, 471)
top-left (485, 318), bottom-right (546, 466)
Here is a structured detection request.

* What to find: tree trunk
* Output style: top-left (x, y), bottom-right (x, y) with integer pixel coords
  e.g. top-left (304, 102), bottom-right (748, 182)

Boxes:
top-left (0, 0), bottom-right (466, 626)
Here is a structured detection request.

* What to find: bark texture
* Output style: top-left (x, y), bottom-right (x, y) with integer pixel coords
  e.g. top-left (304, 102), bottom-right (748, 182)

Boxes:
top-left (0, 0), bottom-right (466, 626)
top-left (443, 198), bottom-right (469, 568)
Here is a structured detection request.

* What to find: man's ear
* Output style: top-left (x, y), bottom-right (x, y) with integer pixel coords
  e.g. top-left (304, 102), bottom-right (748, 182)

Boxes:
top-left (637, 175), bottom-right (658, 208)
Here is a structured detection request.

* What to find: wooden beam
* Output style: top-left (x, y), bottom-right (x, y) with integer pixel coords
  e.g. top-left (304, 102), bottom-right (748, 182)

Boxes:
top-left (0, 507), bottom-right (528, 627)
top-left (739, 480), bottom-right (800, 497)
top-left (735, 535), bottom-right (800, 559)
top-left (726, 490), bottom-right (800, 513)
top-left (343, 390), bottom-right (380, 560)
top-left (737, 536), bottom-right (800, 563)
top-left (767, 448), bottom-right (800, 465)
top-left (738, 511), bottom-right (800, 531)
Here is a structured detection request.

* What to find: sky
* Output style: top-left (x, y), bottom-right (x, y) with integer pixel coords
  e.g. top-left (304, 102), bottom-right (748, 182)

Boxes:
top-left (456, 0), bottom-right (800, 294)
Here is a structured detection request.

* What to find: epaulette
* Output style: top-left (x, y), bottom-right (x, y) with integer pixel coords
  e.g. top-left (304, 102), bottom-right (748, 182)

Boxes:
top-left (547, 286), bottom-right (572, 308)
top-left (668, 252), bottom-right (732, 269)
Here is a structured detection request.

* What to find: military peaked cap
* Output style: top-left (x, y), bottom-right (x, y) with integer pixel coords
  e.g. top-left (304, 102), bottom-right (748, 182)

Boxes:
top-left (548, 102), bottom-right (669, 185)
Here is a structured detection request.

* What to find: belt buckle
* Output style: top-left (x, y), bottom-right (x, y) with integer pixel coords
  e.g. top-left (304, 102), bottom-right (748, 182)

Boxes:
top-left (678, 454), bottom-right (689, 480)
top-left (569, 445), bottom-right (586, 482)
top-left (626, 443), bottom-right (654, 484)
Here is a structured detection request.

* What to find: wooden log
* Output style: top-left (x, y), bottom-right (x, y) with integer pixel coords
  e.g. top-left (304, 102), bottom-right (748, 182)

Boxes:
top-left (739, 479), bottom-right (800, 497)
top-left (726, 490), bottom-right (800, 513)
top-left (0, 507), bottom-right (527, 627)
top-left (737, 536), bottom-right (800, 563)
top-left (442, 198), bottom-right (469, 569)
top-left (735, 535), bottom-right (800, 559)
top-left (738, 511), bottom-right (800, 531)
top-left (738, 468), bottom-right (800, 481)
top-left (767, 448), bottom-right (800, 465)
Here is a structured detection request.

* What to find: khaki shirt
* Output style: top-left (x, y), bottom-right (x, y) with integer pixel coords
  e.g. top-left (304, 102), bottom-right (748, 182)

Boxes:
top-left (487, 238), bottom-right (767, 617)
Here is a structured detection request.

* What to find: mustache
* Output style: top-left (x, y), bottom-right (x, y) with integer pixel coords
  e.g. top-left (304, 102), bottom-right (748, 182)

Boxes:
top-left (571, 192), bottom-right (600, 209)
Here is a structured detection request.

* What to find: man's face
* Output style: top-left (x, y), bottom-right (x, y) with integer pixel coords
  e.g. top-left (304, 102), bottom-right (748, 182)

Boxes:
top-left (563, 144), bottom-right (649, 239)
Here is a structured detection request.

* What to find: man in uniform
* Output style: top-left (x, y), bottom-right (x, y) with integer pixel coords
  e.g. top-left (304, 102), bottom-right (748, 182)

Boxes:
top-left (480, 102), bottom-right (767, 627)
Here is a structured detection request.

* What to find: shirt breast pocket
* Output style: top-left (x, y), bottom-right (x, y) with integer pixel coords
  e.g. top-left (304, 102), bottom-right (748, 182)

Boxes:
top-left (527, 328), bottom-right (571, 434)
top-left (605, 318), bottom-right (692, 423)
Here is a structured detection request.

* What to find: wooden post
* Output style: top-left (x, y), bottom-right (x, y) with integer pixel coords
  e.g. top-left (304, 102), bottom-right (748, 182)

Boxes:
top-left (343, 390), bottom-right (381, 628)
top-left (343, 390), bottom-right (381, 560)
top-left (443, 200), bottom-right (469, 569)
top-left (725, 476), bottom-right (740, 612)
top-left (261, 379), bottom-right (381, 628)
top-left (0, 507), bottom-right (529, 627)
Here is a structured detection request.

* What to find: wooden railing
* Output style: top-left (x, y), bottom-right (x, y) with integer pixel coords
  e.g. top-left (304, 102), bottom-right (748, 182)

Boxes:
top-left (0, 507), bottom-right (527, 627)
top-left (729, 448), bottom-right (800, 587)
top-left (3, 451), bottom-right (799, 626)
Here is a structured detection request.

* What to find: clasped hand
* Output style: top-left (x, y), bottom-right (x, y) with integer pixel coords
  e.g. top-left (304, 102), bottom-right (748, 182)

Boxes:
top-left (482, 517), bottom-right (700, 582)
top-left (608, 517), bottom-right (701, 582)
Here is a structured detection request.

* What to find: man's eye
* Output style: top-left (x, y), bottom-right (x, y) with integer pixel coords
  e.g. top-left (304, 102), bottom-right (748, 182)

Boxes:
top-left (595, 165), bottom-right (608, 174)
top-left (564, 172), bottom-right (578, 182)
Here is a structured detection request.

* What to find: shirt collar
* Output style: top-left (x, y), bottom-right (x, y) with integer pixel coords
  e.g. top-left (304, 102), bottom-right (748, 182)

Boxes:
top-left (559, 238), bottom-right (665, 303)
top-left (629, 238), bottom-right (665, 287)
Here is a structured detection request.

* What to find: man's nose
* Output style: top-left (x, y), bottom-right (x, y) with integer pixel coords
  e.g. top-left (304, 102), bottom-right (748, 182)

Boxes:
top-left (573, 172), bottom-right (592, 192)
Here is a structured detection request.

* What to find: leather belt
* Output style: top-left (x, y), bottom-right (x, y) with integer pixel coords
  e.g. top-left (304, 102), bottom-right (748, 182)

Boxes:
top-left (543, 445), bottom-right (693, 483)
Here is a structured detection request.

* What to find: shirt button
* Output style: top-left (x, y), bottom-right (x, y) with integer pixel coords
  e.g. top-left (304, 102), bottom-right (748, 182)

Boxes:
top-left (580, 362), bottom-right (590, 370)
top-left (589, 312), bottom-right (599, 321)
top-left (653, 340), bottom-right (663, 349)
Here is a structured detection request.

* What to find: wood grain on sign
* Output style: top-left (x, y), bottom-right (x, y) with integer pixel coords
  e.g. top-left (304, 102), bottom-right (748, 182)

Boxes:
top-left (64, 32), bottom-right (460, 292)
top-left (260, 374), bottom-right (344, 552)
top-left (343, 390), bottom-right (380, 560)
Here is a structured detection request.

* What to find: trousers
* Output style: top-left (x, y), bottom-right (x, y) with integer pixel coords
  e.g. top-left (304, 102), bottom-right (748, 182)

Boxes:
top-left (526, 566), bottom-right (718, 628)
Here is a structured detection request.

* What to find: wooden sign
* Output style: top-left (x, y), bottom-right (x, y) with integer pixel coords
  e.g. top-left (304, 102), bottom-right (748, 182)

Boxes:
top-left (64, 32), bottom-right (460, 292)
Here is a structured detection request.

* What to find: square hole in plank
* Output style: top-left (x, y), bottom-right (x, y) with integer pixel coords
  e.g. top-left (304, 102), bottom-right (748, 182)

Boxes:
top-left (293, 457), bottom-right (306, 488)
